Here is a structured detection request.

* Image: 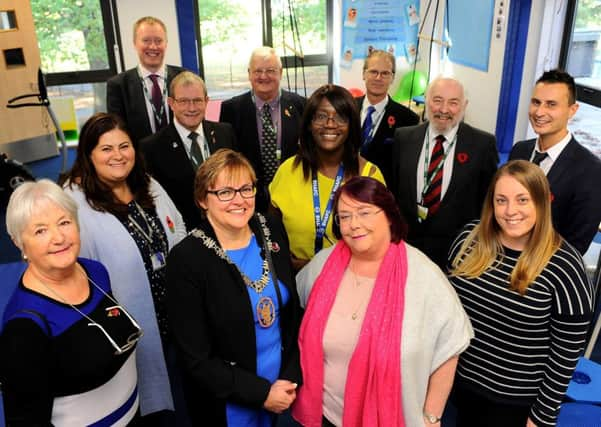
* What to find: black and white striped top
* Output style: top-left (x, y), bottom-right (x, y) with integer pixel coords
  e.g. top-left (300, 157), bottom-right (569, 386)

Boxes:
top-left (448, 222), bottom-right (593, 427)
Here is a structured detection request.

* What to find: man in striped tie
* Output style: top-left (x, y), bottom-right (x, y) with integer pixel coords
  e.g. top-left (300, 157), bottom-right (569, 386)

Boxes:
top-left (389, 77), bottom-right (499, 268)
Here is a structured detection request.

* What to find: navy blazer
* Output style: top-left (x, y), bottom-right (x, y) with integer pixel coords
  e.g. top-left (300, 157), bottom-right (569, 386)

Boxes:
top-left (509, 137), bottom-right (601, 254)
top-left (355, 95), bottom-right (419, 184)
top-left (141, 120), bottom-right (237, 229)
top-left (106, 65), bottom-right (186, 143)
top-left (219, 90), bottom-right (305, 211)
top-left (391, 121), bottom-right (499, 268)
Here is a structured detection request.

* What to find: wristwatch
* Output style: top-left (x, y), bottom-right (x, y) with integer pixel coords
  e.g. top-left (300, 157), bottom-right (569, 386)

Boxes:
top-left (423, 412), bottom-right (442, 424)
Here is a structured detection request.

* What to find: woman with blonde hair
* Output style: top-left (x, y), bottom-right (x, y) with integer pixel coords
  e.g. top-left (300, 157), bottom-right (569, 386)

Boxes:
top-left (448, 160), bottom-right (593, 427)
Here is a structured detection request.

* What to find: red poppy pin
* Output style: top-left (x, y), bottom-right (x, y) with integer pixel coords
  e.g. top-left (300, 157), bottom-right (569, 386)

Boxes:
top-left (270, 241), bottom-right (280, 253)
top-left (456, 152), bottom-right (469, 164)
top-left (387, 115), bottom-right (396, 128)
top-left (107, 307), bottom-right (121, 317)
top-left (284, 107), bottom-right (291, 117)
top-left (166, 215), bottom-right (175, 233)
top-left (550, 193), bottom-right (555, 202)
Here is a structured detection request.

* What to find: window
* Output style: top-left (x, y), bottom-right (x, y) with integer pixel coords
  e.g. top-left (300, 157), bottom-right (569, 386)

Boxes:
top-left (30, 0), bottom-right (122, 127)
top-left (196, 0), bottom-right (331, 99)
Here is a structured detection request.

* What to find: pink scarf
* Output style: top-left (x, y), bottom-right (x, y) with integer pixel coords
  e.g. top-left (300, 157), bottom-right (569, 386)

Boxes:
top-left (292, 240), bottom-right (407, 427)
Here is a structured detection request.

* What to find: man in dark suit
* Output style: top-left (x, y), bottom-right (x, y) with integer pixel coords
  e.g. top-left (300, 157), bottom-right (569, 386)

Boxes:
top-left (509, 69), bottom-right (601, 254)
top-left (355, 50), bottom-right (419, 183)
top-left (219, 46), bottom-right (305, 211)
top-left (107, 16), bottom-right (186, 143)
top-left (142, 72), bottom-right (236, 229)
top-left (390, 77), bottom-right (499, 268)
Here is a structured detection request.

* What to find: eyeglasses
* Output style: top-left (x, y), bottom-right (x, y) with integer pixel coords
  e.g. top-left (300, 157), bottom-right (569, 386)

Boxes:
top-left (207, 184), bottom-right (257, 201)
top-left (173, 97), bottom-right (206, 106)
top-left (312, 112), bottom-right (349, 126)
top-left (88, 305), bottom-right (144, 355)
top-left (251, 68), bottom-right (280, 77)
top-left (334, 209), bottom-right (382, 225)
top-left (365, 69), bottom-right (394, 79)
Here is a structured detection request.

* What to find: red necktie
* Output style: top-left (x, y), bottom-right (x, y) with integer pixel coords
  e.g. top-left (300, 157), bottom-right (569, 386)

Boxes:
top-left (148, 74), bottom-right (167, 130)
top-left (422, 135), bottom-right (445, 216)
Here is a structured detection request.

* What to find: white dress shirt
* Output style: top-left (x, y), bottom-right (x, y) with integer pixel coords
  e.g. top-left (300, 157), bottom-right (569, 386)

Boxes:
top-left (138, 64), bottom-right (168, 133)
top-left (533, 131), bottom-right (572, 175)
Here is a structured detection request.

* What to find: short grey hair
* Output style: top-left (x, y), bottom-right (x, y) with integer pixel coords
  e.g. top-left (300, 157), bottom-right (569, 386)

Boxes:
top-left (6, 179), bottom-right (79, 250)
top-left (248, 46), bottom-right (282, 70)
top-left (169, 71), bottom-right (208, 97)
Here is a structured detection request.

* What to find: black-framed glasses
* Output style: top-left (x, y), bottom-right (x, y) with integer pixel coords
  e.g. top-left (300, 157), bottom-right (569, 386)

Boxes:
top-left (173, 97), bottom-right (206, 106)
top-left (312, 112), bottom-right (349, 126)
top-left (207, 184), bottom-right (257, 201)
top-left (365, 69), bottom-right (394, 79)
top-left (88, 305), bottom-right (143, 355)
top-left (334, 209), bottom-right (382, 226)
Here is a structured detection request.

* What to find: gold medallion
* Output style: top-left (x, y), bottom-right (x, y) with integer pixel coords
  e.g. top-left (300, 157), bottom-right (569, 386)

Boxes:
top-left (257, 296), bottom-right (275, 328)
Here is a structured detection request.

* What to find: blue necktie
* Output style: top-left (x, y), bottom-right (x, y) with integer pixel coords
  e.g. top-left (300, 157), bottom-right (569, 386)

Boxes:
top-left (361, 105), bottom-right (376, 155)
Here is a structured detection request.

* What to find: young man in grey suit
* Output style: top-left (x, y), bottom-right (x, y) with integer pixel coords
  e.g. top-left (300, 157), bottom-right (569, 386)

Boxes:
top-left (219, 46), bottom-right (305, 211)
top-left (509, 69), bottom-right (601, 254)
top-left (107, 16), bottom-right (186, 143)
top-left (390, 77), bottom-right (499, 268)
top-left (142, 72), bottom-right (236, 229)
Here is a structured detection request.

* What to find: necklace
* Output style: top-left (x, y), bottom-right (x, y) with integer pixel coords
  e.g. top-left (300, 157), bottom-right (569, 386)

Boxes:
top-left (348, 266), bottom-right (376, 320)
top-left (191, 213), bottom-right (273, 293)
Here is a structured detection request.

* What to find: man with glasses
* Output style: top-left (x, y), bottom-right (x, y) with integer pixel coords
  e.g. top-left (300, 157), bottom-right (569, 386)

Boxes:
top-left (355, 50), bottom-right (419, 182)
top-left (219, 46), bottom-right (306, 212)
top-left (107, 16), bottom-right (187, 143)
top-left (142, 72), bottom-right (236, 228)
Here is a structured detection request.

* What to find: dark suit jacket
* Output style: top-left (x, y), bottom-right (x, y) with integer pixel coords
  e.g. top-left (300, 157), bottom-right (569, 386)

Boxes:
top-left (391, 122), bottom-right (499, 268)
top-left (355, 95), bottom-right (419, 183)
top-left (141, 120), bottom-right (236, 229)
top-left (219, 90), bottom-right (305, 211)
top-left (509, 137), bottom-right (601, 254)
top-left (106, 65), bottom-right (186, 143)
top-left (166, 213), bottom-right (302, 426)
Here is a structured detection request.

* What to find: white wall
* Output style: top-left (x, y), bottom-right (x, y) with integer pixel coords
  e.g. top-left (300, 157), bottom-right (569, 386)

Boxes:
top-left (336, 0), bottom-right (510, 135)
top-left (115, 0), bottom-right (182, 71)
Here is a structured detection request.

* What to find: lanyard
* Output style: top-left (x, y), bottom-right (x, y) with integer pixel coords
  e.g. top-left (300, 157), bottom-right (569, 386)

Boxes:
top-left (127, 202), bottom-right (167, 252)
top-left (420, 129), bottom-right (457, 201)
top-left (138, 70), bottom-right (167, 127)
top-left (312, 164), bottom-right (345, 253)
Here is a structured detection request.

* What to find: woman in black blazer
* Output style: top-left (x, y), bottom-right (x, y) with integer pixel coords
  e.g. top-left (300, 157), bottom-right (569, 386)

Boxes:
top-left (166, 148), bottom-right (301, 426)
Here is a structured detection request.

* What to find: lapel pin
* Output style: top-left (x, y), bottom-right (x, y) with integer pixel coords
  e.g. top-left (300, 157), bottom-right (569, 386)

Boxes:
top-left (284, 108), bottom-right (291, 117)
top-left (172, 141), bottom-right (178, 148)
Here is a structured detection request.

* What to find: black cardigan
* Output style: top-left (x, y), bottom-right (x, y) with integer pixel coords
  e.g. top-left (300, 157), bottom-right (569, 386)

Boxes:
top-left (166, 213), bottom-right (302, 426)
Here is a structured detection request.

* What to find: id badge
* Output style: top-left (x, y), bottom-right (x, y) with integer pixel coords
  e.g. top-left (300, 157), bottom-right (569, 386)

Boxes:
top-left (151, 251), bottom-right (166, 271)
top-left (417, 204), bottom-right (428, 222)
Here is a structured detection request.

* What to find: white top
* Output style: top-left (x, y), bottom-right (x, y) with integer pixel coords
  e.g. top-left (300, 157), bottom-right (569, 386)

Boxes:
top-left (416, 123), bottom-right (459, 202)
top-left (297, 244), bottom-right (473, 427)
top-left (533, 131), bottom-right (572, 174)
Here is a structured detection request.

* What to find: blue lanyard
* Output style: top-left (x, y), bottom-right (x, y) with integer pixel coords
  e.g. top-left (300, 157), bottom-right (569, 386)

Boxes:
top-left (312, 165), bottom-right (345, 253)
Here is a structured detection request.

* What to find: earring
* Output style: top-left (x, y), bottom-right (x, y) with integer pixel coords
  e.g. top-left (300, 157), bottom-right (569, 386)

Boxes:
top-left (22, 253), bottom-right (28, 261)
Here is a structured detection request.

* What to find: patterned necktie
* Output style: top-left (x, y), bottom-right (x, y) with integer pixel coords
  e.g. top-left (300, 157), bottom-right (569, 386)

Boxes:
top-left (260, 103), bottom-right (278, 183)
top-left (532, 150), bottom-right (548, 166)
top-left (360, 105), bottom-right (376, 155)
top-left (188, 132), bottom-right (204, 171)
top-left (422, 135), bottom-right (445, 216)
top-left (149, 74), bottom-right (167, 131)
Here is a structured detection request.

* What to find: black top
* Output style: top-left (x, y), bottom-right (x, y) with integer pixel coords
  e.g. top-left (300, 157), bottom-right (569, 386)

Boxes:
top-left (448, 222), bottom-right (593, 427)
top-left (166, 213), bottom-right (302, 426)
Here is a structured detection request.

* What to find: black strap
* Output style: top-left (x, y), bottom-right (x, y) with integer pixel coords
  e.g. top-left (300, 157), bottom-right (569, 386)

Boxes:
top-left (17, 309), bottom-right (51, 335)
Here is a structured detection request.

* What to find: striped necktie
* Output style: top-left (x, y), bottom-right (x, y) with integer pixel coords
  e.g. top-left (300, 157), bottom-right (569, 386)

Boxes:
top-left (422, 134), bottom-right (445, 216)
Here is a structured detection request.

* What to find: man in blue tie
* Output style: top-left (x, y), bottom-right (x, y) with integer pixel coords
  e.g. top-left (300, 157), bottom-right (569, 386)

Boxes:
top-left (509, 69), bottom-right (601, 254)
top-left (354, 50), bottom-right (419, 183)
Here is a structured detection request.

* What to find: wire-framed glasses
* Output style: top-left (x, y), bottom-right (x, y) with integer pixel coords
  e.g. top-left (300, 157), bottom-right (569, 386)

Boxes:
top-left (334, 209), bottom-right (383, 225)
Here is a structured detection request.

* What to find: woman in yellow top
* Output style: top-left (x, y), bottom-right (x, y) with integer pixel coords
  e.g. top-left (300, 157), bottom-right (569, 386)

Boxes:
top-left (269, 84), bottom-right (385, 272)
